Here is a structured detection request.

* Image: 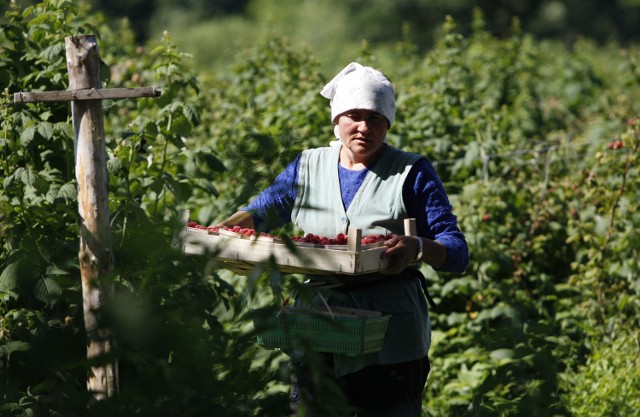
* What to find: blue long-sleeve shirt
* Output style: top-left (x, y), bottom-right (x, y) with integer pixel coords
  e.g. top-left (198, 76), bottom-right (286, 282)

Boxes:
top-left (243, 151), bottom-right (469, 273)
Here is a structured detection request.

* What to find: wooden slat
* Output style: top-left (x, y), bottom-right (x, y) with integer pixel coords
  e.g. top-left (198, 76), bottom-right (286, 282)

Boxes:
top-left (13, 86), bottom-right (161, 103)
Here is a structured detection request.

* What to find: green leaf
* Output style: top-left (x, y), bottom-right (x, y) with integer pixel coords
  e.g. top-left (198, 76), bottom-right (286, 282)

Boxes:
top-left (167, 115), bottom-right (191, 140)
top-left (20, 168), bottom-right (38, 186)
top-left (20, 125), bottom-right (36, 146)
top-left (47, 181), bottom-right (77, 203)
top-left (56, 121), bottom-right (73, 137)
top-left (37, 121), bottom-right (54, 140)
top-left (2, 171), bottom-right (17, 189)
top-left (0, 341), bottom-right (31, 359)
top-left (441, 277), bottom-right (478, 296)
top-left (46, 264), bottom-right (69, 275)
top-left (57, 181), bottom-right (77, 201)
top-left (198, 153), bottom-right (226, 172)
top-left (161, 101), bottom-right (182, 114)
top-left (107, 156), bottom-right (123, 174)
top-left (191, 177), bottom-right (219, 196)
top-left (149, 45), bottom-right (165, 56)
top-left (20, 168), bottom-right (48, 193)
top-left (484, 304), bottom-right (521, 322)
top-left (143, 177), bottom-right (164, 194)
top-left (0, 261), bottom-right (20, 292)
top-left (33, 277), bottom-right (62, 305)
top-left (464, 140), bottom-right (480, 165)
top-left (490, 348), bottom-right (515, 361)
top-left (41, 43), bottom-right (65, 61)
top-left (183, 103), bottom-right (201, 126)
top-left (0, 257), bottom-right (38, 295)
top-left (162, 174), bottom-right (189, 200)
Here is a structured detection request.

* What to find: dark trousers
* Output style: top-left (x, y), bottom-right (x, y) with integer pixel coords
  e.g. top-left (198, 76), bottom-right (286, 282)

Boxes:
top-left (290, 355), bottom-right (430, 417)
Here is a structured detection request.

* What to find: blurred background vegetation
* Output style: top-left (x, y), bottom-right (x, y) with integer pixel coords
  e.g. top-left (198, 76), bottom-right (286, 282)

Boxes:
top-left (87, 0), bottom-right (640, 74)
top-left (1, 0), bottom-right (639, 416)
top-left (6, 0), bottom-right (639, 74)
top-left (106, 0), bottom-right (640, 75)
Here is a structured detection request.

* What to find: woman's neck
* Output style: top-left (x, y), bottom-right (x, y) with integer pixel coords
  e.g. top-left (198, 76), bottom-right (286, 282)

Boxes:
top-left (339, 144), bottom-right (385, 170)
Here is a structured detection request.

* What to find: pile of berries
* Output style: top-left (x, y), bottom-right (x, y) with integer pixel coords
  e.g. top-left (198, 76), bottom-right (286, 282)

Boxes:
top-left (290, 232), bottom-right (394, 246)
top-left (187, 221), bottom-right (394, 246)
top-left (292, 233), bottom-right (348, 245)
top-left (187, 222), bottom-right (268, 237)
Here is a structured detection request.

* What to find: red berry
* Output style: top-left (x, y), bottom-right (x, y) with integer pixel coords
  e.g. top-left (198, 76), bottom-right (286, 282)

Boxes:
top-left (482, 214), bottom-right (491, 222)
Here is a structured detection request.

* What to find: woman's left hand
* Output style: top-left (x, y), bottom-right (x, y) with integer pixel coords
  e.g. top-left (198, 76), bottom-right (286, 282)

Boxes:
top-left (381, 235), bottom-right (421, 275)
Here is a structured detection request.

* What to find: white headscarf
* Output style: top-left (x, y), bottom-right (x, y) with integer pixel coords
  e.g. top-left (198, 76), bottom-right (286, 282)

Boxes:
top-left (320, 62), bottom-right (395, 145)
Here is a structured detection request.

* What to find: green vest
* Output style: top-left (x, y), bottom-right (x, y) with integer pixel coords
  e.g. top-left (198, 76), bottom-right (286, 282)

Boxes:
top-left (292, 144), bottom-right (422, 236)
top-left (292, 144), bottom-right (431, 377)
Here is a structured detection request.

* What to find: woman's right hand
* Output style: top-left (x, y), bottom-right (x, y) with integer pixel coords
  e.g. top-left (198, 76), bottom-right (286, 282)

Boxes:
top-left (380, 235), bottom-right (422, 274)
top-left (381, 235), bottom-right (448, 273)
top-left (215, 210), bottom-right (255, 229)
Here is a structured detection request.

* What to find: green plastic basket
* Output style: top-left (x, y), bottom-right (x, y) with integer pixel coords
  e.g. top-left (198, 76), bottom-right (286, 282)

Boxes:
top-left (254, 307), bottom-right (390, 356)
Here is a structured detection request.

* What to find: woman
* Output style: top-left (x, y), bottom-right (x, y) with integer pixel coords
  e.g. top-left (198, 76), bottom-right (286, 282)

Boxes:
top-left (218, 62), bottom-right (469, 416)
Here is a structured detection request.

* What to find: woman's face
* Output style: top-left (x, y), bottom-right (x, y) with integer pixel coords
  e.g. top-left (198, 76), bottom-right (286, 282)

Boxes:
top-left (336, 109), bottom-right (389, 164)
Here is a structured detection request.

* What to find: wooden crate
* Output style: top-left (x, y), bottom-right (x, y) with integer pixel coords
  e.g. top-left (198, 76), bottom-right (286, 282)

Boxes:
top-left (179, 226), bottom-right (390, 275)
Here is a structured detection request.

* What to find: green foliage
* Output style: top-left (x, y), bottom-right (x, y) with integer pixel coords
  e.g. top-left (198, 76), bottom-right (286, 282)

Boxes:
top-left (78, 0), bottom-right (640, 73)
top-left (191, 35), bottom-right (327, 225)
top-left (1, 2), bottom-right (288, 416)
top-left (563, 329), bottom-right (640, 417)
top-left (1, 1), bottom-right (640, 416)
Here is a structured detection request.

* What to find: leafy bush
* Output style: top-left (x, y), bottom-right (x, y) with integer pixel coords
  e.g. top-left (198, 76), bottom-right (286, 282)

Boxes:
top-left (1, 2), bottom-right (288, 416)
top-left (563, 329), bottom-right (640, 417)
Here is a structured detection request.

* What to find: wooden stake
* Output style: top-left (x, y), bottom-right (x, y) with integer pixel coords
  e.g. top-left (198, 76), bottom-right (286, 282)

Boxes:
top-left (13, 34), bottom-right (161, 402)
top-left (65, 34), bottom-right (118, 401)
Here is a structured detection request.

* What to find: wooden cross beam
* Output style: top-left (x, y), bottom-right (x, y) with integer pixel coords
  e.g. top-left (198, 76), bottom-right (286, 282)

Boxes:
top-left (12, 34), bottom-right (161, 401)
top-left (14, 86), bottom-right (161, 103)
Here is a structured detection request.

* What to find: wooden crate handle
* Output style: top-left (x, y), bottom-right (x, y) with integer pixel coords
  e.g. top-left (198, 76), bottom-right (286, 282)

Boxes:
top-left (404, 218), bottom-right (417, 237)
top-left (347, 228), bottom-right (362, 252)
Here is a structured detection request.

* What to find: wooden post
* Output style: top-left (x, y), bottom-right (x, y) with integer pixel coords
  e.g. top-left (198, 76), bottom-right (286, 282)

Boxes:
top-left (65, 34), bottom-right (117, 401)
top-left (13, 34), bottom-right (160, 402)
